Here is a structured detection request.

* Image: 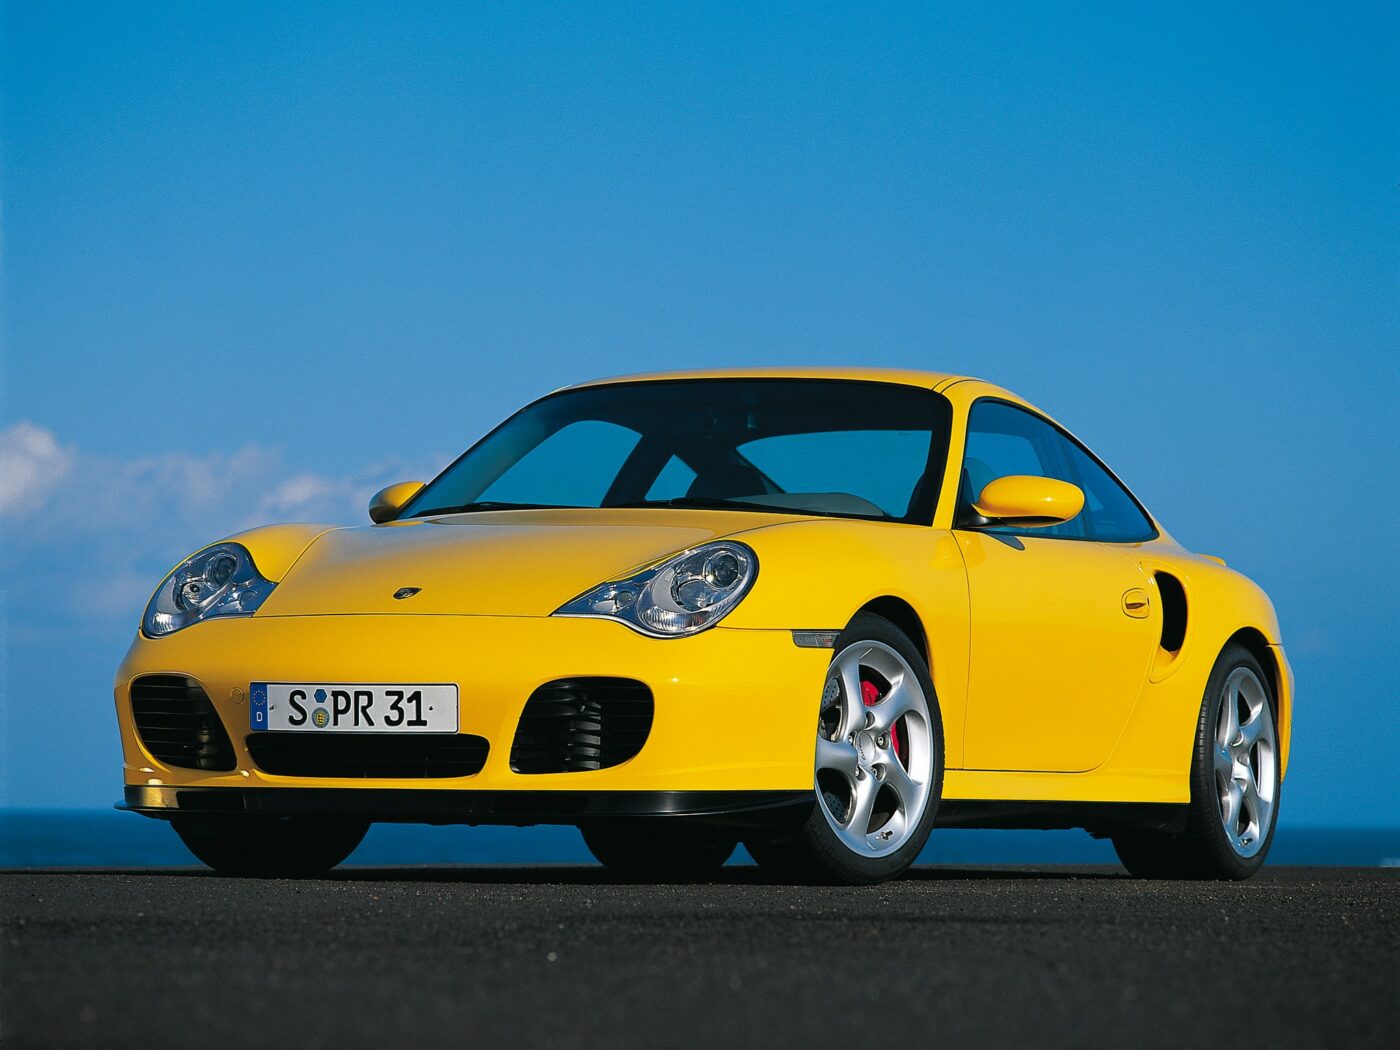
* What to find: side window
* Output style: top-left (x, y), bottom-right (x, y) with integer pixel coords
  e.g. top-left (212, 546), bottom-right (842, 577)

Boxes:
top-left (478, 420), bottom-right (641, 507)
top-left (961, 402), bottom-right (1083, 538)
top-left (960, 401), bottom-right (1154, 542)
top-left (1053, 433), bottom-right (1157, 543)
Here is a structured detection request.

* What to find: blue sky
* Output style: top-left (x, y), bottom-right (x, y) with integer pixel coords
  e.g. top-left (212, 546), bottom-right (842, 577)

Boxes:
top-left (2, 2), bottom-right (1396, 823)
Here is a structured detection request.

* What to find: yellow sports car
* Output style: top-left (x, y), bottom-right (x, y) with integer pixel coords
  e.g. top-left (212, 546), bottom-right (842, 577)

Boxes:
top-left (115, 368), bottom-right (1291, 883)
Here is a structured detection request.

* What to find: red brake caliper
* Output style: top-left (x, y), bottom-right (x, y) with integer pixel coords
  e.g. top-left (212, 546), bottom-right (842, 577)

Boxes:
top-left (861, 680), bottom-right (905, 764)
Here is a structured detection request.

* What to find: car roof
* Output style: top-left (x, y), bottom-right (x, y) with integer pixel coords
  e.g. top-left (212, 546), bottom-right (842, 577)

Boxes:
top-left (561, 366), bottom-right (972, 393)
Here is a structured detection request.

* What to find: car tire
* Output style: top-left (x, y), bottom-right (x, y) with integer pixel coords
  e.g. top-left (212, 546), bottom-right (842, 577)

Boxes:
top-left (745, 612), bottom-right (944, 885)
top-left (581, 821), bottom-right (737, 880)
top-left (1112, 642), bottom-right (1281, 880)
top-left (171, 815), bottom-right (369, 877)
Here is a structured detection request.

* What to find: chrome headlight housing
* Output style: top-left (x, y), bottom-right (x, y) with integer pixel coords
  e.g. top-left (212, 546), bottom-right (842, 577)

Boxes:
top-left (142, 543), bottom-right (276, 637)
top-left (554, 541), bottom-right (757, 637)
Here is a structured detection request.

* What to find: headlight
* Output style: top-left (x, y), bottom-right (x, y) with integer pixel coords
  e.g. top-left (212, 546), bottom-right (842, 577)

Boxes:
top-left (554, 541), bottom-right (757, 637)
top-left (142, 543), bottom-right (276, 637)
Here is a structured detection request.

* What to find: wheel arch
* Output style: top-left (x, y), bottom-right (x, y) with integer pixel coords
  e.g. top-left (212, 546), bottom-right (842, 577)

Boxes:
top-left (1225, 627), bottom-right (1277, 696)
top-left (851, 596), bottom-right (929, 668)
top-left (1223, 625), bottom-right (1289, 776)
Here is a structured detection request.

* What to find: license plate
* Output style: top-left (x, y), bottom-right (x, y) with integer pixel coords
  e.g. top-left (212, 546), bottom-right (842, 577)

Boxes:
top-left (249, 683), bottom-right (459, 733)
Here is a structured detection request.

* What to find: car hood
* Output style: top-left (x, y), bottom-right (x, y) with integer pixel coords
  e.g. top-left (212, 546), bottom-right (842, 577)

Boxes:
top-left (253, 507), bottom-right (801, 618)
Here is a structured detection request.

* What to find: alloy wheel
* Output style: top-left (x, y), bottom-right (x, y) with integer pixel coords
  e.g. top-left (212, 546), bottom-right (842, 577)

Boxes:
top-left (1213, 666), bottom-right (1277, 857)
top-left (814, 640), bottom-right (934, 857)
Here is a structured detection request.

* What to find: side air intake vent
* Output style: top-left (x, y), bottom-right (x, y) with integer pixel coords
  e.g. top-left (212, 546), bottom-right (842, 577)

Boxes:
top-left (510, 678), bottom-right (654, 774)
top-left (1155, 572), bottom-right (1188, 653)
top-left (130, 675), bottom-right (236, 771)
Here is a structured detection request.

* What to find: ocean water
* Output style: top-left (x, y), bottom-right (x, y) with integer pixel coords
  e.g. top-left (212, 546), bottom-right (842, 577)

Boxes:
top-left (2, 809), bottom-right (1397, 869)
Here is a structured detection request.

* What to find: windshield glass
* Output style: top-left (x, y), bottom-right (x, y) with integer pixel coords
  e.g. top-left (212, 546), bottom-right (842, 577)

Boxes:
top-left (403, 379), bottom-right (953, 523)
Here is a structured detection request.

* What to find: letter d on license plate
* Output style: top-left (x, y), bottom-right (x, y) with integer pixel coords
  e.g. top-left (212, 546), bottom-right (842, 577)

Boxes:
top-left (249, 683), bottom-right (459, 733)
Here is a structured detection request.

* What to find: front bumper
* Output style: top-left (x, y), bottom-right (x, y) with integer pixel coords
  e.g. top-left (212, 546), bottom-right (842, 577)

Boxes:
top-left (115, 613), bottom-right (831, 803)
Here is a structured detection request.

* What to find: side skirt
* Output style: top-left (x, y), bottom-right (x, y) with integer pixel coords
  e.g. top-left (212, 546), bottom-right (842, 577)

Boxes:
top-left (935, 800), bottom-right (1189, 837)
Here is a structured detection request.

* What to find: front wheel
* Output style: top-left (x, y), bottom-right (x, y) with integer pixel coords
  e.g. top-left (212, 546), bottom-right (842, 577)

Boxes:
top-left (581, 821), bottom-right (736, 880)
top-left (1112, 643), bottom-right (1280, 880)
top-left (171, 815), bottom-right (369, 877)
top-left (746, 613), bottom-right (944, 885)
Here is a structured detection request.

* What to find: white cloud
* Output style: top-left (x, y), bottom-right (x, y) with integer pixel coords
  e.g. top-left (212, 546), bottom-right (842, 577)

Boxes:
top-left (0, 422), bottom-right (437, 629)
top-left (0, 422), bottom-right (74, 515)
top-left (262, 472), bottom-right (363, 519)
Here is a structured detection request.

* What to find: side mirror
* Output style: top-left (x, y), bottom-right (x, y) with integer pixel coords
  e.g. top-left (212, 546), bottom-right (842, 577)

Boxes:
top-left (369, 481), bottom-right (425, 524)
top-left (972, 475), bottom-right (1084, 529)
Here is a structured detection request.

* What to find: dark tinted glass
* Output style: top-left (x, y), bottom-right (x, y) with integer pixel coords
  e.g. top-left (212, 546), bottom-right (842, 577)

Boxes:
top-left (960, 400), bottom-right (1156, 542)
top-left (404, 379), bottom-right (954, 523)
top-left (1054, 428), bottom-right (1158, 542)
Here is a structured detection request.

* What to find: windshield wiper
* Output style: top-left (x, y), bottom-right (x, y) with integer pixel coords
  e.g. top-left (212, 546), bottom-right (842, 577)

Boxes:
top-left (409, 501), bottom-right (566, 517)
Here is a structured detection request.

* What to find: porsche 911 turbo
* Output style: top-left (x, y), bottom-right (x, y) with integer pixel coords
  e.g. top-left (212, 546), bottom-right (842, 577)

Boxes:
top-left (115, 369), bottom-right (1291, 883)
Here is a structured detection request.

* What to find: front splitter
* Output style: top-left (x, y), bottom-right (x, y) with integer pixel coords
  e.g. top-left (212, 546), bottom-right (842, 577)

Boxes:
top-left (119, 785), bottom-right (814, 827)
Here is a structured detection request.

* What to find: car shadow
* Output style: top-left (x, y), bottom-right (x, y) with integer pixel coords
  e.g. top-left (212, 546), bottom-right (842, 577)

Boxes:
top-left (2, 863), bottom-right (1129, 884)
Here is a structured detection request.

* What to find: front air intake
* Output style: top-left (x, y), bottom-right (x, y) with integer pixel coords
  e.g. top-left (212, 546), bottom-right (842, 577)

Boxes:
top-left (510, 678), bottom-right (654, 774)
top-left (245, 733), bottom-right (490, 779)
top-left (130, 675), bottom-right (236, 771)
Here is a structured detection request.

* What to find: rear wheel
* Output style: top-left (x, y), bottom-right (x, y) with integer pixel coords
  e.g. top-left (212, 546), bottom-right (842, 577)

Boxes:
top-left (1112, 643), bottom-right (1280, 880)
top-left (582, 821), bottom-right (736, 880)
top-left (171, 815), bottom-right (369, 877)
top-left (746, 613), bottom-right (943, 885)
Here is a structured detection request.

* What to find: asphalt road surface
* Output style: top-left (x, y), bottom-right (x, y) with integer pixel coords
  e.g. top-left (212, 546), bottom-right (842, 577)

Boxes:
top-left (2, 865), bottom-right (1396, 1049)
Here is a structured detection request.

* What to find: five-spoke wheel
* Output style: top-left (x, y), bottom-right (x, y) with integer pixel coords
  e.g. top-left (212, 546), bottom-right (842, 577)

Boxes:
top-left (1212, 666), bottom-right (1277, 857)
top-left (1113, 643), bottom-right (1281, 879)
top-left (747, 612), bottom-right (943, 884)
top-left (814, 639), bottom-right (935, 858)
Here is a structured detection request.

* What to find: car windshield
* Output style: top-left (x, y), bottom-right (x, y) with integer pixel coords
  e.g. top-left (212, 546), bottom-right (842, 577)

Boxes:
top-left (403, 378), bottom-right (953, 523)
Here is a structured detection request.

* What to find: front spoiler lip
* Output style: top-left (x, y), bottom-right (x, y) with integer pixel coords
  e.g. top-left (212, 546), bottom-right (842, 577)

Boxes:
top-left (119, 785), bottom-right (814, 827)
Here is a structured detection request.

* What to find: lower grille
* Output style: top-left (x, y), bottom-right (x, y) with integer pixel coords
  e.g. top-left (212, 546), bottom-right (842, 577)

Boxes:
top-left (510, 678), bottom-right (654, 774)
top-left (245, 733), bottom-right (489, 779)
top-left (130, 675), bottom-right (236, 771)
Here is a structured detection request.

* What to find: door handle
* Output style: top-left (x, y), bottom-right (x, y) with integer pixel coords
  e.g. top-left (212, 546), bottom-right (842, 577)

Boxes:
top-left (1122, 588), bottom-right (1151, 618)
